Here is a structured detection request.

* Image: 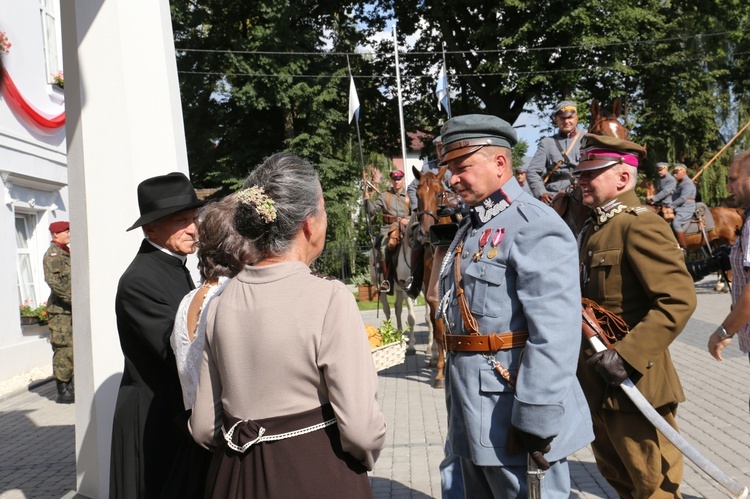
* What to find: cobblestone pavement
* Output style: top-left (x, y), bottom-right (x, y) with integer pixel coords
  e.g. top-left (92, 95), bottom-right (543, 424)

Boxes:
top-left (1, 277), bottom-right (748, 498)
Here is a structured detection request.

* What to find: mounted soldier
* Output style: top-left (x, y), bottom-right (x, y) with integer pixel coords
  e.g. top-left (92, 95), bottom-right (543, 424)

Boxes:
top-left (365, 169), bottom-right (410, 293)
top-left (648, 162), bottom-right (677, 206)
top-left (527, 100), bottom-right (583, 205)
top-left (670, 164), bottom-right (697, 251)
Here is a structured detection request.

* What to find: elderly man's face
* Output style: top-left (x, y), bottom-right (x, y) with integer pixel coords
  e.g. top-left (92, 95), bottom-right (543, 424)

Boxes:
top-left (144, 209), bottom-right (199, 256)
top-left (657, 167), bottom-right (667, 178)
top-left (577, 166), bottom-right (622, 208)
top-left (726, 161), bottom-right (750, 208)
top-left (448, 148), bottom-right (507, 207)
top-left (555, 112), bottom-right (579, 135)
top-left (515, 170), bottom-right (527, 182)
top-left (674, 169), bottom-right (687, 180)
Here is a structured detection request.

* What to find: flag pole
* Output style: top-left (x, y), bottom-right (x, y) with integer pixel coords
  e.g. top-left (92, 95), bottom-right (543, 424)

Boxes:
top-left (393, 23), bottom-right (409, 173)
top-left (347, 57), bottom-right (374, 246)
top-left (441, 42), bottom-right (452, 118)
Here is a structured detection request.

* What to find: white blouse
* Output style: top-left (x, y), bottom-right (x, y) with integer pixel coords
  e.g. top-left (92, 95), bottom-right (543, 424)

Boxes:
top-left (171, 276), bottom-right (229, 410)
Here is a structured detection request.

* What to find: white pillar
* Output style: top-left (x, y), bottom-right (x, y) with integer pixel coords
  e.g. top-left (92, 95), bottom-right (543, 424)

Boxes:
top-left (60, 1), bottom-right (189, 497)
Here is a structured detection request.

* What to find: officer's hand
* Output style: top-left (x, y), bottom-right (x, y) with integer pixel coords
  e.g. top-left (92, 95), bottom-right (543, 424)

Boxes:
top-left (587, 349), bottom-right (633, 386)
top-left (646, 198), bottom-right (654, 205)
top-left (713, 245), bottom-right (732, 272)
top-left (515, 429), bottom-right (553, 470)
top-left (540, 193), bottom-right (553, 205)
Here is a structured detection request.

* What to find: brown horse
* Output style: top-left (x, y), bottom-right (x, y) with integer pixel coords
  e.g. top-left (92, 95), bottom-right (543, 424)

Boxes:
top-left (640, 205), bottom-right (744, 253)
top-left (589, 98), bottom-right (629, 140)
top-left (412, 165), bottom-right (457, 388)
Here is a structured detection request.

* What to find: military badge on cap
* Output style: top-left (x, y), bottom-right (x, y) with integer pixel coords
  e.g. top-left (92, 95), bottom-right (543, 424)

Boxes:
top-left (574, 134), bottom-right (647, 173)
top-left (553, 100), bottom-right (577, 118)
top-left (439, 114), bottom-right (518, 165)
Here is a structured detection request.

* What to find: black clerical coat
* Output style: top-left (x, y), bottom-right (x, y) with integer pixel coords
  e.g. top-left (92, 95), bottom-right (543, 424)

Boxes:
top-left (110, 240), bottom-right (195, 498)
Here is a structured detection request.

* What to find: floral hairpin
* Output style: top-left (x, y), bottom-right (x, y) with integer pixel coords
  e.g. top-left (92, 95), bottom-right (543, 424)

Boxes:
top-left (237, 185), bottom-right (277, 223)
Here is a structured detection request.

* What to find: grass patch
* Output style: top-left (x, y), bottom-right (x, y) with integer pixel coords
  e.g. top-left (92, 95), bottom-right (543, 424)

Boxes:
top-left (355, 292), bottom-right (425, 311)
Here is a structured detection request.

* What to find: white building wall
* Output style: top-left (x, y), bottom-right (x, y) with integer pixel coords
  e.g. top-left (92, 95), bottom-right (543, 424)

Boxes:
top-left (0, 0), bottom-right (67, 380)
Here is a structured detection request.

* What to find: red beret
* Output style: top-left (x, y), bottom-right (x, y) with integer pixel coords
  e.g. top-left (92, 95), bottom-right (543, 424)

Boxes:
top-left (49, 221), bottom-right (70, 233)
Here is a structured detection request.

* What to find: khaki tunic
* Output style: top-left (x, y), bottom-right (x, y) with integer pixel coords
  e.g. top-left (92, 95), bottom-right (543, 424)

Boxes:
top-left (578, 189), bottom-right (696, 411)
top-left (366, 189), bottom-right (410, 237)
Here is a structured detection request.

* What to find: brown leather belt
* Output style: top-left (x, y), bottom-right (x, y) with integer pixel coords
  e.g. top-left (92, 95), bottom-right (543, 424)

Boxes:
top-left (446, 331), bottom-right (529, 353)
top-left (383, 214), bottom-right (398, 224)
top-left (685, 198), bottom-right (695, 202)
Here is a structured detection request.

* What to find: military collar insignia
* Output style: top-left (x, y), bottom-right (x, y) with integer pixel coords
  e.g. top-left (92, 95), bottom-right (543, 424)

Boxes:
top-left (592, 198), bottom-right (627, 225)
top-left (470, 188), bottom-right (512, 227)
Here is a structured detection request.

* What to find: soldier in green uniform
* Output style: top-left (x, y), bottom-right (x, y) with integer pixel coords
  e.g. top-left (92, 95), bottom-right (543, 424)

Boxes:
top-left (43, 220), bottom-right (74, 404)
top-left (365, 169), bottom-right (410, 292)
top-left (575, 135), bottom-right (696, 497)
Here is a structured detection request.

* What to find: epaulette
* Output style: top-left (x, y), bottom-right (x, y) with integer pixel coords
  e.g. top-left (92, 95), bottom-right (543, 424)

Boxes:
top-left (311, 271), bottom-right (338, 281)
top-left (629, 206), bottom-right (648, 216)
top-left (516, 201), bottom-right (545, 223)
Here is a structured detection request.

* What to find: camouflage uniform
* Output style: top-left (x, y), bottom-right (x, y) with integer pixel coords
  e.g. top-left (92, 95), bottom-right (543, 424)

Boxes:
top-left (43, 242), bottom-right (73, 382)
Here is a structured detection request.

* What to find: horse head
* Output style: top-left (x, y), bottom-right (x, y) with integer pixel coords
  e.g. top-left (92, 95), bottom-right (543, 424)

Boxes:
top-left (413, 164), bottom-right (452, 243)
top-left (589, 98), bottom-right (629, 139)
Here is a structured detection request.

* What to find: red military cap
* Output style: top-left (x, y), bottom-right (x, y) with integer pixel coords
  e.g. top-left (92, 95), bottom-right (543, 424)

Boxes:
top-left (389, 170), bottom-right (405, 180)
top-left (49, 221), bottom-right (70, 233)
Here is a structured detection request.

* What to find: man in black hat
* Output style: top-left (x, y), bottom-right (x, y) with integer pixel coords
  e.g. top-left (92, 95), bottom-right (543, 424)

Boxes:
top-left (365, 169), bottom-right (410, 293)
top-left (437, 114), bottom-right (593, 498)
top-left (110, 172), bottom-right (203, 499)
top-left (526, 100), bottom-right (582, 204)
top-left (575, 135), bottom-right (696, 498)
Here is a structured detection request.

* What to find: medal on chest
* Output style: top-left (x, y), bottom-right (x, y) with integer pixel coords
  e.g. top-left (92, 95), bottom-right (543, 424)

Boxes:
top-left (473, 228), bottom-right (493, 262)
top-left (486, 228), bottom-right (505, 259)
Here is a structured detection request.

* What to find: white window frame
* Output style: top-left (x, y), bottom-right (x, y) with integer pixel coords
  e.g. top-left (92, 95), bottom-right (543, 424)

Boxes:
top-left (39, 0), bottom-right (62, 84)
top-left (15, 211), bottom-right (46, 309)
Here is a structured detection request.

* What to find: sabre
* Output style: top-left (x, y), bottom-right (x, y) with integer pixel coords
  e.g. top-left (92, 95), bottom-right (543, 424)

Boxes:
top-left (583, 321), bottom-right (748, 499)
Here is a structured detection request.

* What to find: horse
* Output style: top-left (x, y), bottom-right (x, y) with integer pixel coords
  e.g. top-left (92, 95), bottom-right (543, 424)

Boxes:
top-left (589, 98), bottom-right (629, 140)
top-left (368, 226), bottom-right (416, 342)
top-left (412, 164), bottom-right (461, 388)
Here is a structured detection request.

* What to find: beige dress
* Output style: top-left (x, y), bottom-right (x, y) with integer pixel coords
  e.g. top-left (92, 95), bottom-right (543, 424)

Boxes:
top-left (191, 261), bottom-right (387, 498)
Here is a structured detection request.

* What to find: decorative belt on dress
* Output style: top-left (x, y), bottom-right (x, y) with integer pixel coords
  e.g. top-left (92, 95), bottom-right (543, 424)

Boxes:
top-left (222, 416), bottom-right (338, 453)
top-left (445, 331), bottom-right (529, 353)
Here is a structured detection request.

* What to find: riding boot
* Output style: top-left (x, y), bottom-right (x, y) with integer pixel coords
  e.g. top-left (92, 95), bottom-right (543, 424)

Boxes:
top-left (56, 379), bottom-right (74, 404)
top-left (675, 231), bottom-right (688, 253)
top-left (379, 260), bottom-right (391, 293)
top-left (404, 243), bottom-right (424, 299)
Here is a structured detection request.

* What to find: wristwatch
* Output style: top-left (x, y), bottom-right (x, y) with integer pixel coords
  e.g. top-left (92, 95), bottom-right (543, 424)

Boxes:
top-left (716, 325), bottom-right (735, 340)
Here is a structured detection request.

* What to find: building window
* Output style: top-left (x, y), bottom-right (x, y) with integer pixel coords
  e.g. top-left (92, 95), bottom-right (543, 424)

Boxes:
top-left (15, 213), bottom-right (41, 308)
top-left (39, 0), bottom-right (61, 83)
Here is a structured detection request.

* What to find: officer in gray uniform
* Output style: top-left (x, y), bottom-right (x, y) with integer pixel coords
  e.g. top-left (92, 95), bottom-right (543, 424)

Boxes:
top-left (670, 163), bottom-right (697, 250)
top-left (515, 166), bottom-right (533, 194)
top-left (526, 101), bottom-right (582, 204)
top-left (647, 162), bottom-right (677, 205)
top-left (437, 114), bottom-right (594, 498)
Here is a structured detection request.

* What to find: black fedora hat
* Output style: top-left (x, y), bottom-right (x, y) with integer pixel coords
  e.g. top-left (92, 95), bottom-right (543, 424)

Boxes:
top-left (126, 172), bottom-right (204, 231)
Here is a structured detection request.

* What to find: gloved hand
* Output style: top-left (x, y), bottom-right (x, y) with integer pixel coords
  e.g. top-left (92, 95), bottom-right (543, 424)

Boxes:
top-left (515, 429), bottom-right (554, 471)
top-left (587, 349), bottom-right (633, 386)
top-left (712, 245), bottom-right (731, 272)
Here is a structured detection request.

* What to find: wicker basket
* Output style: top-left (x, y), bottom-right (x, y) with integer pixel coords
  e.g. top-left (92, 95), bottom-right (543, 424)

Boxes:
top-left (371, 340), bottom-right (406, 372)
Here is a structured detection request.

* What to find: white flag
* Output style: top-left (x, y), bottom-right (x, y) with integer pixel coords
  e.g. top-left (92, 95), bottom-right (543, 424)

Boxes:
top-left (348, 75), bottom-right (360, 124)
top-left (435, 63), bottom-right (451, 117)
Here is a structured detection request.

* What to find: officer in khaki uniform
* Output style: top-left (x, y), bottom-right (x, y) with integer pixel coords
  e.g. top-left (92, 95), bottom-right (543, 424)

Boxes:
top-left (575, 134), bottom-right (697, 498)
top-left (438, 114), bottom-right (593, 498)
top-left (43, 220), bottom-right (74, 404)
top-left (365, 169), bottom-right (410, 292)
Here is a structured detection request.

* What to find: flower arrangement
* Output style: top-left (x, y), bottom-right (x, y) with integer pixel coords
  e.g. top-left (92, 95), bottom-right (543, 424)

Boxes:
top-left (52, 71), bottom-right (64, 88)
top-left (377, 319), bottom-right (404, 346)
top-left (0, 32), bottom-right (11, 55)
top-left (237, 185), bottom-right (277, 223)
top-left (368, 319), bottom-right (407, 371)
top-left (19, 301), bottom-right (48, 323)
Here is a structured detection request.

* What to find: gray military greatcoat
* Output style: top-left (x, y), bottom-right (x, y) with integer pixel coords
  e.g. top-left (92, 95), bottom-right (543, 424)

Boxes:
top-left (650, 172), bottom-right (677, 205)
top-left (526, 131), bottom-right (581, 198)
top-left (439, 178), bottom-right (593, 471)
top-left (671, 177), bottom-right (697, 231)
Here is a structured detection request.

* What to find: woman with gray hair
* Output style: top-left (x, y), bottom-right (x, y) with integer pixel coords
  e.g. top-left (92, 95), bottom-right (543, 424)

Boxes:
top-left (191, 152), bottom-right (386, 498)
